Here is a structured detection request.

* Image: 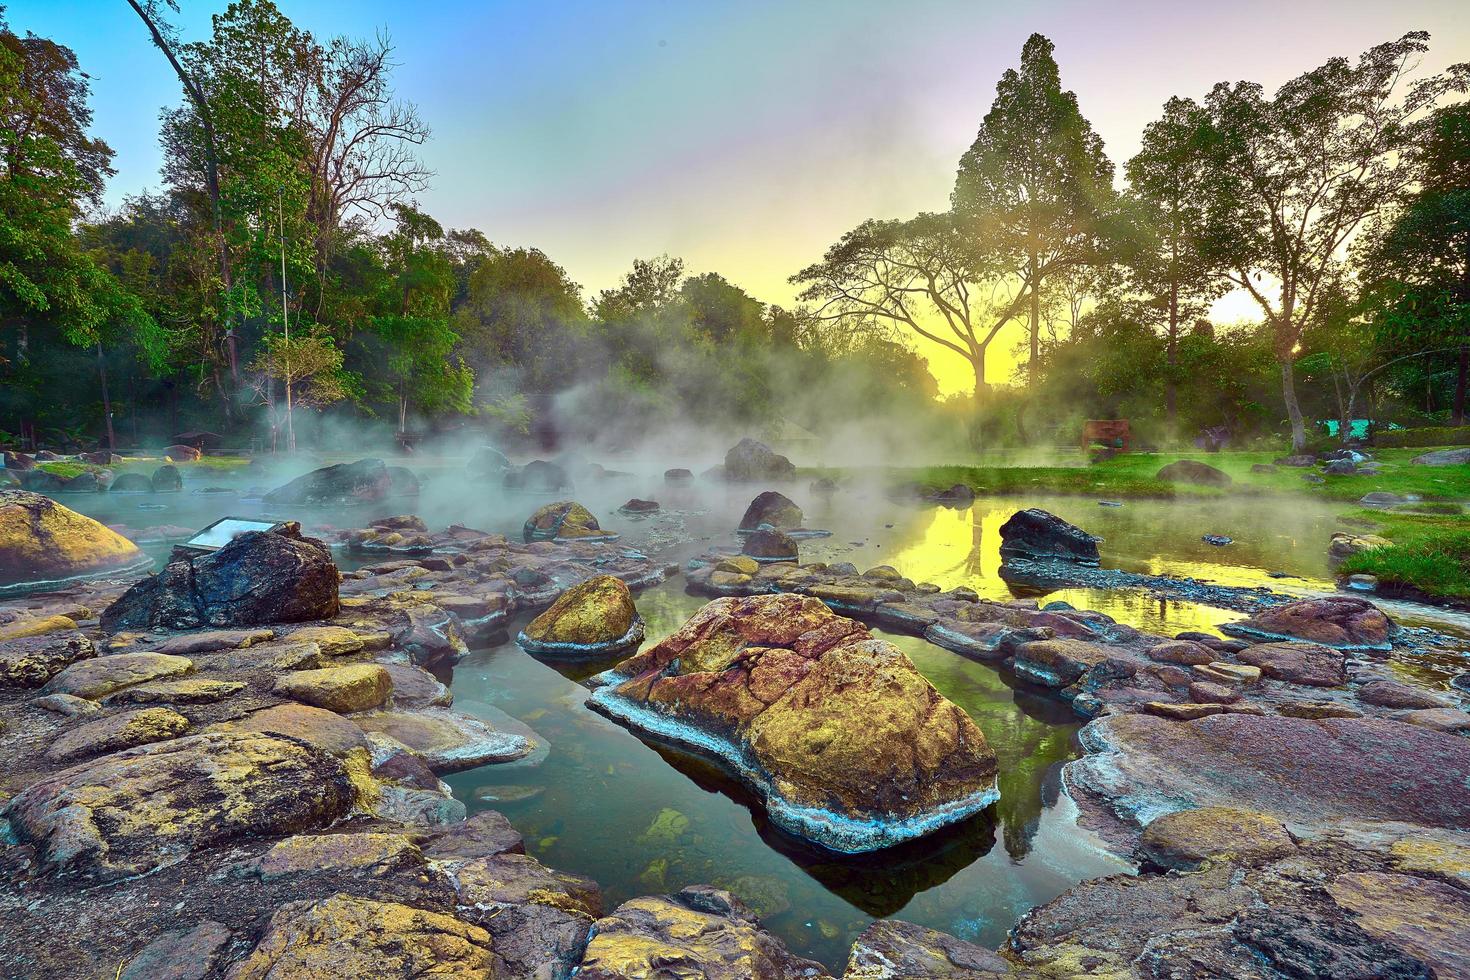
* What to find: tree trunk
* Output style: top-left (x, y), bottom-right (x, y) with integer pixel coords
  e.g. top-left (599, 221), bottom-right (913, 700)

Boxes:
top-left (1453, 343), bottom-right (1467, 426)
top-left (1027, 254), bottom-right (1040, 386)
top-left (1165, 281), bottom-right (1178, 435)
top-left (96, 343), bottom-right (115, 452)
top-left (1280, 357), bottom-right (1307, 452)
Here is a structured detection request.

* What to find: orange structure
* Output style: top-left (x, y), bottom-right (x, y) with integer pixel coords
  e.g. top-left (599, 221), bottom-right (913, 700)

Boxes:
top-left (1081, 419), bottom-right (1131, 451)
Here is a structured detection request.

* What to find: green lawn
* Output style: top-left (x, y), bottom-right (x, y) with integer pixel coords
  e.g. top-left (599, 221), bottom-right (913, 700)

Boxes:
top-left (37, 454), bottom-right (254, 479)
top-left (1337, 508), bottom-right (1470, 605)
top-left (889, 447), bottom-right (1470, 503)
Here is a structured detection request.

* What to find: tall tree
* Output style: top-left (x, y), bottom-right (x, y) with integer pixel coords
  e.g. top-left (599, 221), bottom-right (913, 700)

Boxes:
top-left (1361, 101), bottom-right (1470, 424)
top-left (951, 33), bottom-right (1116, 387)
top-left (1196, 32), bottom-right (1468, 450)
top-left (1125, 97), bottom-right (1227, 433)
top-left (791, 212), bottom-right (1028, 398)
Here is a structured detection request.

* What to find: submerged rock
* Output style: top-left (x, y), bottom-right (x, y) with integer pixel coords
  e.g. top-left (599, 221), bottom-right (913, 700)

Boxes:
top-left (742, 527), bottom-right (799, 562)
top-left (998, 508), bottom-right (1100, 565)
top-left (100, 523), bottom-right (339, 631)
top-left (723, 437), bottom-right (795, 482)
top-left (738, 490), bottom-right (803, 532)
top-left (587, 593), bottom-right (999, 852)
top-left (1224, 595), bottom-right (1394, 650)
top-left (263, 457), bottom-right (392, 506)
top-left (522, 500), bottom-right (617, 543)
top-left (505, 458), bottom-right (570, 493)
top-left (577, 886), bottom-right (827, 980)
top-left (844, 919), bottom-right (1012, 979)
top-left (0, 490), bottom-right (148, 589)
top-left (619, 497), bottom-right (659, 514)
top-left (1156, 459), bottom-right (1231, 486)
top-left (518, 574), bottom-right (645, 656)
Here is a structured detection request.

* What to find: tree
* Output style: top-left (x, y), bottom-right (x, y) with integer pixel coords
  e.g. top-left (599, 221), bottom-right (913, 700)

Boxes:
top-left (1361, 101), bottom-right (1470, 424)
top-left (1196, 32), bottom-right (1469, 450)
top-left (791, 213), bottom-right (1028, 398)
top-left (951, 33), bottom-right (1116, 386)
top-left (1125, 97), bottom-right (1228, 433)
top-left (453, 245), bottom-right (586, 392)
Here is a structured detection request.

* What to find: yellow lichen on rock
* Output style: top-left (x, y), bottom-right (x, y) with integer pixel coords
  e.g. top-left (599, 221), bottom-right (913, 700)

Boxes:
top-left (0, 490), bottom-right (145, 586)
top-left (0, 616), bottom-right (78, 642)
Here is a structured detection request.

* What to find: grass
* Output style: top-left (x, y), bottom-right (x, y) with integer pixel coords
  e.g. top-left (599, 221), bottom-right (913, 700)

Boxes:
top-left (1336, 507), bottom-right (1470, 604)
top-left (886, 447), bottom-right (1470, 503)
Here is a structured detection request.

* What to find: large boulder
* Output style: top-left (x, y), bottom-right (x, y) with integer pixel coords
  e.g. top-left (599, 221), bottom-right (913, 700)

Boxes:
top-left (2, 450), bottom-right (35, 470)
top-left (273, 664), bottom-right (394, 713)
top-left (109, 472), bottom-right (153, 493)
top-left (742, 527), bottom-right (799, 562)
top-left (224, 894), bottom-right (495, 979)
top-left (19, 469), bottom-right (64, 492)
top-left (161, 444), bottom-right (202, 462)
top-left (724, 438), bottom-right (795, 482)
top-left (0, 490), bottom-right (148, 589)
top-left (738, 490), bottom-right (803, 532)
top-left (263, 458), bottom-right (392, 506)
top-left (518, 574), bottom-right (645, 656)
top-left (1156, 459), bottom-right (1232, 487)
top-left (466, 445), bottom-right (510, 477)
top-left (1223, 595), bottom-right (1394, 650)
top-left (576, 887), bottom-right (827, 980)
top-left (150, 464), bottom-right (182, 493)
top-left (101, 523), bottom-right (339, 631)
top-left (588, 593), bottom-right (999, 852)
top-left (0, 630), bottom-right (95, 687)
top-left (1, 731), bottom-right (359, 880)
top-left (1236, 641), bottom-right (1348, 687)
top-left (504, 458), bottom-right (569, 493)
top-left (998, 508), bottom-right (1101, 565)
top-left (522, 500), bottom-right (616, 543)
top-left (1411, 447), bottom-right (1470, 466)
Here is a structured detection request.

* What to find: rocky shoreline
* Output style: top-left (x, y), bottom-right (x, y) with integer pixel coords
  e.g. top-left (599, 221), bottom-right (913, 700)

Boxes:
top-left (0, 488), bottom-right (1467, 977)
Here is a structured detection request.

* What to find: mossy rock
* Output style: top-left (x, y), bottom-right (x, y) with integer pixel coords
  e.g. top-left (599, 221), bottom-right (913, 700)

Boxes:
top-left (0, 490), bottom-right (148, 589)
top-left (521, 501), bottom-right (617, 543)
top-left (518, 575), bottom-right (644, 656)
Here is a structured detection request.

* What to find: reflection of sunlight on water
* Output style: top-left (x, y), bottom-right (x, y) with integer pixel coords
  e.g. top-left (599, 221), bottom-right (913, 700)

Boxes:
top-left (869, 498), bottom-right (1348, 637)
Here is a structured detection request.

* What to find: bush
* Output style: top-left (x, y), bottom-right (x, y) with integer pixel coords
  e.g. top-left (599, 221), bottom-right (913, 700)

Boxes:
top-left (1373, 426), bottom-right (1470, 448)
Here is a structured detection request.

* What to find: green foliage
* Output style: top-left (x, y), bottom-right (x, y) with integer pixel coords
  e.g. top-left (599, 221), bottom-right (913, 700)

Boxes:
top-left (1339, 520), bottom-right (1470, 603)
top-left (1372, 426), bottom-right (1470, 448)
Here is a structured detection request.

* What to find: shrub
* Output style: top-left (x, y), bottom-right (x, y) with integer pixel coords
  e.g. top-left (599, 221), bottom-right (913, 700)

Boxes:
top-left (1373, 426), bottom-right (1470, 448)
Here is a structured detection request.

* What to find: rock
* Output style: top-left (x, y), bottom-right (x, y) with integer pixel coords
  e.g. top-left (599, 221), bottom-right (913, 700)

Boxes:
top-left (1137, 806), bottom-right (1296, 871)
top-left (739, 490), bottom-right (803, 531)
top-left (619, 497), bottom-right (659, 514)
top-left (742, 527), bottom-right (799, 561)
top-left (844, 919), bottom-right (1011, 978)
top-left (41, 651), bottom-right (194, 700)
top-left (161, 444), bottom-right (201, 461)
top-left (60, 470), bottom-right (101, 492)
top-left (1156, 459), bottom-right (1231, 486)
top-left (1223, 595), bottom-right (1394, 649)
top-left (31, 692), bottom-right (100, 717)
top-left (1357, 679), bottom-right (1451, 709)
top-left (217, 703), bottom-right (370, 756)
top-left (1067, 713), bottom-right (1470, 838)
top-left (283, 624), bottom-right (365, 656)
top-left (926, 483), bottom-right (975, 505)
top-left (1346, 573), bottom-right (1378, 591)
top-left (101, 523), bottom-right (339, 631)
top-left (150, 464), bottom-right (182, 492)
top-left (46, 706), bottom-right (190, 762)
top-left (504, 458), bottom-right (570, 492)
top-left (0, 490), bottom-right (148, 588)
top-left (1410, 447), bottom-right (1470, 466)
top-left (1302, 472), bottom-right (1326, 484)
top-left (0, 614), bottom-right (78, 642)
top-left (1329, 531), bottom-right (1390, 560)
top-left (107, 678), bottom-right (246, 705)
top-left (1324, 458), bottom-right (1357, 475)
top-left (274, 664), bottom-right (394, 713)
top-left (1146, 639), bottom-right (1216, 666)
top-left (1277, 700), bottom-right (1363, 719)
top-left (998, 508), bottom-right (1100, 565)
top-left (664, 467), bottom-right (694, 484)
top-left (1360, 491), bottom-right (1408, 507)
top-left (724, 438), bottom-right (796, 482)
top-left (224, 894), bottom-right (494, 979)
top-left (1192, 661), bottom-right (1261, 687)
top-left (1326, 872), bottom-right (1470, 979)
top-left (19, 469), bottom-right (64, 492)
top-left (588, 593), bottom-right (999, 852)
top-left (1250, 463), bottom-right (1277, 474)
top-left (1189, 681), bottom-right (1240, 704)
top-left (381, 663), bottom-right (452, 708)
top-left (1012, 638), bottom-right (1131, 688)
top-left (715, 555), bottom-right (761, 575)
top-left (119, 921), bottom-right (233, 980)
top-left (0, 630), bottom-right (95, 687)
top-left (1275, 454), bottom-right (1317, 466)
top-left (154, 628), bottom-right (277, 655)
top-left (350, 707), bottom-right (531, 772)
top-left (1395, 707), bottom-right (1470, 733)
top-left (385, 465), bottom-right (419, 497)
top-left (576, 887), bottom-right (827, 980)
top-left (256, 831), bottom-right (423, 880)
top-left (1237, 641), bottom-right (1348, 687)
top-left (110, 472), bottom-right (153, 493)
top-left (466, 445), bottom-right (510, 476)
top-left (263, 458), bottom-right (392, 506)
top-left (522, 500), bottom-right (615, 543)
top-left (1144, 700), bottom-right (1231, 720)
top-left (518, 574), bottom-right (645, 656)
top-left (422, 810), bottom-right (526, 860)
top-left (2, 732), bottom-right (359, 880)
top-left (2, 450), bottom-right (35, 470)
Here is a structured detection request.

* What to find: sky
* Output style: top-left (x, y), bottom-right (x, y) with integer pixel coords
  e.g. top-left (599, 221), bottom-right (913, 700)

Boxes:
top-left (10, 0), bottom-right (1470, 395)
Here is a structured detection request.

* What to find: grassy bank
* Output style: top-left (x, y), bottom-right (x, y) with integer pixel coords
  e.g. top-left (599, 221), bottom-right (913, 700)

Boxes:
top-left (36, 455), bottom-right (254, 480)
top-left (892, 448), bottom-right (1470, 503)
top-left (1337, 508), bottom-right (1470, 605)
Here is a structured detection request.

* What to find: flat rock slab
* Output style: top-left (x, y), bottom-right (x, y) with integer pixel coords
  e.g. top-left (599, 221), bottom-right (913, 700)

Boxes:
top-left (107, 678), bottom-right (245, 705)
top-left (1137, 806), bottom-right (1297, 871)
top-left (1224, 596), bottom-right (1393, 650)
top-left (844, 919), bottom-right (1012, 978)
top-left (1072, 713), bottom-right (1470, 843)
top-left (46, 707), bottom-right (190, 763)
top-left (350, 708), bottom-right (531, 773)
top-left (1237, 641), bottom-right (1348, 687)
top-left (256, 831), bottom-right (423, 881)
top-left (118, 921), bottom-right (233, 980)
top-left (153, 629), bottom-right (275, 655)
top-left (40, 652), bottom-right (194, 700)
top-left (274, 664), bottom-right (393, 713)
top-left (0, 631), bottom-right (95, 688)
top-left (211, 703), bottom-right (372, 756)
top-left (3, 731), bottom-right (357, 880)
top-left (1326, 872), bottom-right (1470, 979)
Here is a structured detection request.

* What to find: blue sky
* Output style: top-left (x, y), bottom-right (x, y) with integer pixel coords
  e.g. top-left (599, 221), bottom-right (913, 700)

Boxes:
top-left (9, 0), bottom-right (1469, 392)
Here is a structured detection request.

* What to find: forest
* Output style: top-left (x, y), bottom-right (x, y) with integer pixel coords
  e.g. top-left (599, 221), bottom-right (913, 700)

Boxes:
top-left (2, 1), bottom-right (1468, 456)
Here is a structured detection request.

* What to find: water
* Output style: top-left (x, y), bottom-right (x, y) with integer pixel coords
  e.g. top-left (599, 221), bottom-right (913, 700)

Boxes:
top-left (28, 461), bottom-right (1469, 967)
